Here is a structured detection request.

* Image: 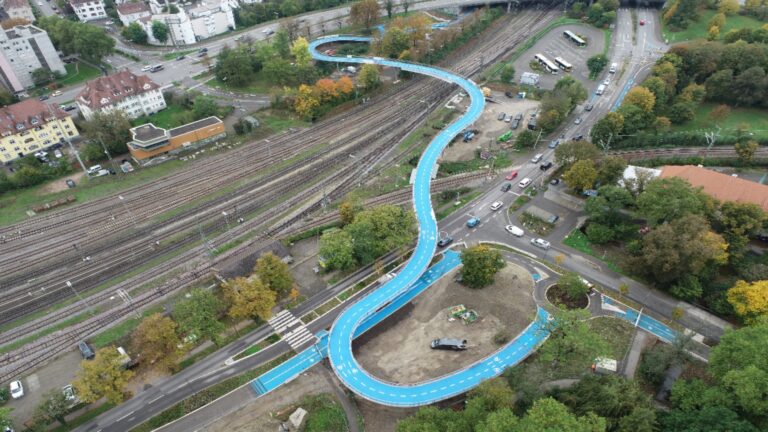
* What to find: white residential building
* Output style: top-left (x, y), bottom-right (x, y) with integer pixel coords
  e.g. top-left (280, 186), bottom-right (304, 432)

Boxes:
top-left (70, 0), bottom-right (107, 22)
top-left (0, 25), bottom-right (66, 93)
top-left (75, 70), bottom-right (166, 120)
top-left (116, 1), bottom-right (151, 26)
top-left (141, 0), bottom-right (235, 46)
top-left (1, 0), bottom-right (35, 22)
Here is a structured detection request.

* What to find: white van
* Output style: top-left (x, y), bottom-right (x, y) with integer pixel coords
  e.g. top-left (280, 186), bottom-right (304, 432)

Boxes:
top-left (596, 84), bottom-right (606, 95)
top-left (609, 62), bottom-right (617, 74)
top-left (531, 153), bottom-right (543, 163)
top-left (505, 225), bottom-right (524, 237)
top-left (518, 178), bottom-right (532, 188)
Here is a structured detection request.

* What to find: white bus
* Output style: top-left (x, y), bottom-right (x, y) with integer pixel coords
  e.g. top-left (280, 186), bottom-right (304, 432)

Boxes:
top-left (563, 30), bottom-right (586, 47)
top-left (534, 53), bottom-right (559, 74)
top-left (554, 56), bottom-right (573, 72)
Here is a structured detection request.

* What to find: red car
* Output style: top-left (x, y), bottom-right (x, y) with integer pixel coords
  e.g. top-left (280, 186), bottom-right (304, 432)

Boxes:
top-left (505, 171), bottom-right (518, 180)
top-left (639, 19), bottom-right (646, 25)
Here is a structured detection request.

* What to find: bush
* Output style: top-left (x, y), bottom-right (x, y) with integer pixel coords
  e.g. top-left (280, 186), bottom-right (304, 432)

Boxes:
top-left (638, 344), bottom-right (673, 386)
top-left (493, 329), bottom-right (511, 345)
top-left (586, 223), bottom-right (615, 244)
top-left (0, 387), bottom-right (9, 404)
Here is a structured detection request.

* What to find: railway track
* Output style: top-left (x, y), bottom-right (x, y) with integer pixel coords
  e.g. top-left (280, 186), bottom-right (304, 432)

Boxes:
top-left (0, 8), bottom-right (558, 380)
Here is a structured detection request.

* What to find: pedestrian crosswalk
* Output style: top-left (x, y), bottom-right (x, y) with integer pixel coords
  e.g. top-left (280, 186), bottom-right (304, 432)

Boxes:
top-left (268, 310), bottom-right (317, 351)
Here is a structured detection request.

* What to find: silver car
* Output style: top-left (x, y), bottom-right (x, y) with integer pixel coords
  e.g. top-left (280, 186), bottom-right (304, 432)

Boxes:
top-left (531, 238), bottom-right (551, 250)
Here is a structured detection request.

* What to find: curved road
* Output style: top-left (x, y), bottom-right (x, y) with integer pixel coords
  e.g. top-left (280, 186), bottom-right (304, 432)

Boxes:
top-left (310, 36), bottom-right (550, 407)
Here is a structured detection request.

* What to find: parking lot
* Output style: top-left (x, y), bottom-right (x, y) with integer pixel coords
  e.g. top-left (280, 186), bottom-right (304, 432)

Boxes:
top-left (511, 24), bottom-right (606, 91)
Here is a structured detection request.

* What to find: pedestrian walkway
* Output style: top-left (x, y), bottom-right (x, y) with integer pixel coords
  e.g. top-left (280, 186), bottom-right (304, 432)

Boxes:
top-left (268, 310), bottom-right (317, 351)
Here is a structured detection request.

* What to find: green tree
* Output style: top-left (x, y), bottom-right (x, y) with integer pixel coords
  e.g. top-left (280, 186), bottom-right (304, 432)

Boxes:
top-left (590, 112), bottom-right (624, 148)
top-left (37, 16), bottom-right (115, 63)
top-left (641, 77), bottom-right (668, 110)
top-left (718, 201), bottom-right (766, 259)
top-left (563, 160), bottom-right (598, 192)
top-left (131, 313), bottom-right (184, 372)
top-left (460, 245), bottom-right (505, 289)
top-left (709, 12), bottom-right (726, 29)
top-left (151, 20), bottom-right (169, 44)
top-left (214, 46), bottom-right (257, 87)
top-left (254, 251), bottom-right (294, 295)
top-left (661, 406), bottom-right (758, 432)
top-left (0, 89), bottom-right (14, 107)
top-left (515, 129), bottom-right (537, 149)
top-left (469, 378), bottom-right (514, 411)
top-left (81, 110), bottom-right (132, 156)
top-left (33, 389), bottom-right (71, 426)
top-left (554, 140), bottom-right (601, 167)
top-left (319, 229), bottom-right (356, 270)
top-left (384, 0), bottom-right (394, 19)
top-left (636, 177), bottom-right (713, 225)
top-left (735, 140), bottom-right (759, 165)
top-left (668, 102), bottom-right (695, 124)
top-left (79, 142), bottom-right (106, 162)
top-left (0, 407), bottom-right (12, 431)
top-left (622, 86), bottom-right (656, 113)
top-left (358, 63), bottom-right (380, 90)
top-left (272, 29), bottom-right (291, 58)
top-left (596, 155), bottom-right (627, 186)
top-left (617, 104), bottom-right (654, 135)
top-left (586, 54), bottom-right (608, 76)
top-left (380, 27), bottom-right (410, 58)
top-left (173, 288), bottom-right (226, 345)
top-left (192, 95), bottom-right (219, 119)
top-left (718, 0), bottom-right (740, 15)
top-left (346, 205), bottom-right (415, 265)
top-left (31, 67), bottom-right (55, 86)
top-left (349, 0), bottom-right (379, 29)
top-left (630, 214), bottom-right (728, 290)
top-left (73, 347), bottom-right (134, 404)
top-left (618, 407), bottom-right (658, 432)
top-left (121, 22), bottom-right (148, 44)
top-left (710, 321), bottom-right (768, 381)
top-left (515, 397), bottom-right (606, 432)
top-left (500, 64), bottom-right (515, 82)
top-left (540, 308), bottom-right (609, 369)
top-left (558, 271), bottom-right (590, 300)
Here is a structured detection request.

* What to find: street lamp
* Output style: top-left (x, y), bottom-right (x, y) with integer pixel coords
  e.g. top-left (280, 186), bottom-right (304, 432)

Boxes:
top-left (66, 280), bottom-right (94, 315)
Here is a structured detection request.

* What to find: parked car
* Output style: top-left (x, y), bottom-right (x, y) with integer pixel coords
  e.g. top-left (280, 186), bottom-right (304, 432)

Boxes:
top-left (38, 95), bottom-right (49, 101)
top-left (176, 55), bottom-right (186, 61)
top-left (141, 65), bottom-right (152, 72)
top-left (548, 139), bottom-right (560, 149)
top-left (572, 134), bottom-right (584, 141)
top-left (437, 236), bottom-right (453, 247)
top-left (505, 225), bottom-right (524, 237)
top-left (531, 238), bottom-right (551, 250)
top-left (639, 19), bottom-right (646, 25)
top-left (584, 103), bottom-right (593, 111)
top-left (62, 385), bottom-right (76, 403)
top-left (65, 179), bottom-right (76, 188)
top-left (78, 341), bottom-right (95, 359)
top-left (497, 112), bottom-right (506, 121)
top-left (466, 217), bottom-right (480, 228)
top-left (550, 178), bottom-right (561, 185)
top-left (86, 165), bottom-right (102, 175)
top-left (505, 171), bottom-right (518, 180)
top-left (430, 338), bottom-right (467, 351)
top-left (9, 380), bottom-right (23, 399)
top-left (574, 117), bottom-right (583, 125)
top-left (501, 182), bottom-right (512, 192)
top-left (54, 149), bottom-right (63, 158)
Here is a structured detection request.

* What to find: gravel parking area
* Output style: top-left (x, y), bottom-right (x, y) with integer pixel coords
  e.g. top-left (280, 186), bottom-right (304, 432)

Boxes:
top-left (511, 24), bottom-right (606, 90)
top-left (353, 262), bottom-right (536, 384)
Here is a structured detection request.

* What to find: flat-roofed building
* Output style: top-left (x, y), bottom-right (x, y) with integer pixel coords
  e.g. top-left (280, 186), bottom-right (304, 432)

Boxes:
top-left (0, 98), bottom-right (79, 163)
top-left (1, 0), bottom-right (34, 22)
top-left (70, 0), bottom-right (107, 21)
top-left (128, 116), bottom-right (225, 161)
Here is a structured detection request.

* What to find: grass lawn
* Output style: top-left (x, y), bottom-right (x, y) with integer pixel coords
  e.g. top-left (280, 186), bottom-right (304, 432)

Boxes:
top-left (588, 316), bottom-right (635, 360)
top-left (663, 9), bottom-right (767, 43)
top-left (55, 63), bottom-right (102, 88)
top-left (435, 190), bottom-right (481, 220)
top-left (669, 102), bottom-right (768, 138)
top-left (259, 114), bottom-right (310, 133)
top-left (300, 394), bottom-right (348, 432)
top-left (131, 104), bottom-right (188, 129)
top-left (0, 160), bottom-right (185, 226)
top-left (207, 70), bottom-right (274, 94)
top-left (90, 305), bottom-right (164, 348)
top-left (563, 229), bottom-right (624, 274)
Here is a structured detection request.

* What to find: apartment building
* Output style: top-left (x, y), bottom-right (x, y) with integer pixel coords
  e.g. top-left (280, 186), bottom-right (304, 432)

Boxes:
top-left (0, 25), bottom-right (66, 93)
top-left (141, 0), bottom-right (235, 45)
top-left (116, 1), bottom-right (151, 26)
top-left (0, 0), bottom-right (35, 22)
top-left (0, 99), bottom-right (79, 163)
top-left (70, 0), bottom-right (107, 21)
top-left (76, 70), bottom-right (166, 120)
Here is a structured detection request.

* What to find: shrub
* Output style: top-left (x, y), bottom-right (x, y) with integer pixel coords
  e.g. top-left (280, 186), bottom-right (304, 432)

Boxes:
top-left (493, 329), bottom-right (511, 345)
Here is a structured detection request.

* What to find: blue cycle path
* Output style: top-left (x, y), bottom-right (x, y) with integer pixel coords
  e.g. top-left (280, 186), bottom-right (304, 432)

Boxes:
top-left (307, 35), bottom-right (551, 406)
top-left (603, 296), bottom-right (678, 342)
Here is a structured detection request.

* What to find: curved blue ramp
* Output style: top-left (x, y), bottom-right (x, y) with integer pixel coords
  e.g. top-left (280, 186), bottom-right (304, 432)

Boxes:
top-left (309, 36), bottom-right (551, 407)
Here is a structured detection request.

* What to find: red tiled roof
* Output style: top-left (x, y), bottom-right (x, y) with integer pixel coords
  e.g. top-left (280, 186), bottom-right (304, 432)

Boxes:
top-left (659, 165), bottom-right (768, 212)
top-left (0, 99), bottom-right (68, 136)
top-left (77, 70), bottom-right (160, 109)
top-left (116, 2), bottom-right (149, 15)
top-left (3, 0), bottom-right (32, 10)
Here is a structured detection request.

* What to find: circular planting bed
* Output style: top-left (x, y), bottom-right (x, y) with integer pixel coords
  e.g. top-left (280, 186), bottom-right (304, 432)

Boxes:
top-left (545, 284), bottom-right (588, 309)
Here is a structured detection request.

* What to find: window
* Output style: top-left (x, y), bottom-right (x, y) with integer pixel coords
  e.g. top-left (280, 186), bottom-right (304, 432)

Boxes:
top-left (13, 146), bottom-right (20, 151)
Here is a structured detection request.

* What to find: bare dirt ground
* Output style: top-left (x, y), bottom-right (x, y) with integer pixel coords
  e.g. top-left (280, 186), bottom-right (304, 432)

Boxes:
top-left (441, 93), bottom-right (540, 162)
top-left (354, 262), bottom-right (536, 384)
top-left (38, 170), bottom-right (86, 195)
top-left (202, 366), bottom-right (336, 432)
